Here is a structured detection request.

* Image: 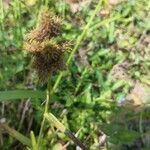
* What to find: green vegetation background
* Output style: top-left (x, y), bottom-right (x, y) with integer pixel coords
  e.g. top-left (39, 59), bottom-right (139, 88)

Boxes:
top-left (0, 0), bottom-right (150, 149)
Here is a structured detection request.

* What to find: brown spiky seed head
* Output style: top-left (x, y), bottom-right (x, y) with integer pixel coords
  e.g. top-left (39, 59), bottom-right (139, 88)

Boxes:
top-left (33, 54), bottom-right (65, 83)
top-left (29, 41), bottom-right (68, 83)
top-left (38, 8), bottom-right (61, 38)
top-left (25, 8), bottom-right (61, 43)
top-left (24, 8), bottom-right (70, 83)
top-left (24, 39), bottom-right (69, 56)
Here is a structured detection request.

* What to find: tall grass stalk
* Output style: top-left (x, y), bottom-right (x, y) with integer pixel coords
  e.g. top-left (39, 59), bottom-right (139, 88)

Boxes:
top-left (52, 0), bottom-right (103, 93)
top-left (38, 0), bottom-right (103, 147)
top-left (37, 79), bottom-right (51, 146)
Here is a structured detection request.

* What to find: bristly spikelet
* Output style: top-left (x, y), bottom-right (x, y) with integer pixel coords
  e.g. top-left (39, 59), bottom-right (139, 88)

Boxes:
top-left (33, 54), bottom-right (65, 83)
top-left (38, 9), bottom-right (61, 38)
top-left (25, 8), bottom-right (61, 43)
top-left (23, 8), bottom-right (71, 83)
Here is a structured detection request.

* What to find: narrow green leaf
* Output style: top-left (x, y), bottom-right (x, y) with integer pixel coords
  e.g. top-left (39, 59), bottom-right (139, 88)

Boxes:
top-left (0, 90), bottom-right (46, 101)
top-left (44, 113), bottom-right (66, 133)
top-left (0, 123), bottom-right (31, 147)
top-left (30, 131), bottom-right (38, 150)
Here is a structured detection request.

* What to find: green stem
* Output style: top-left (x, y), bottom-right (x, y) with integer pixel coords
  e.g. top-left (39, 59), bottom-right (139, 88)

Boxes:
top-left (51, 72), bottom-right (63, 93)
top-left (90, 15), bottom-right (121, 32)
top-left (37, 78), bottom-right (51, 146)
top-left (67, 0), bottom-right (103, 65)
top-left (38, 0), bottom-right (103, 147)
top-left (52, 0), bottom-right (103, 94)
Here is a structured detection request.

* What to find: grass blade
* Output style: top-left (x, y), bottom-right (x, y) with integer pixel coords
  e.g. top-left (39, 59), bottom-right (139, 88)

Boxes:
top-left (44, 113), bottom-right (88, 150)
top-left (0, 123), bottom-right (31, 147)
top-left (30, 131), bottom-right (38, 150)
top-left (0, 90), bottom-right (46, 102)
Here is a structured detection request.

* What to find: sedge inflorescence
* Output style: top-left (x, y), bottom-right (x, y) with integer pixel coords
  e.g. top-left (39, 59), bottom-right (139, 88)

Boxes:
top-left (24, 8), bottom-right (70, 83)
